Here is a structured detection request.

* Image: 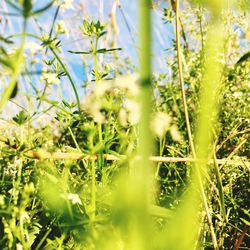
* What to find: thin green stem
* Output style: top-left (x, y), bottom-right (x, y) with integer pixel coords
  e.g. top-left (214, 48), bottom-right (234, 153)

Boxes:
top-left (167, 2), bottom-right (225, 249)
top-left (89, 135), bottom-right (96, 221)
top-left (7, 32), bottom-right (82, 112)
top-left (175, 0), bottom-right (196, 158)
top-left (68, 126), bottom-right (88, 170)
top-left (133, 0), bottom-right (153, 248)
top-left (91, 158), bottom-right (96, 221)
top-left (0, 18), bottom-right (27, 111)
top-left (213, 151), bottom-right (227, 221)
top-left (92, 37), bottom-right (103, 145)
top-left (50, 48), bottom-right (81, 111)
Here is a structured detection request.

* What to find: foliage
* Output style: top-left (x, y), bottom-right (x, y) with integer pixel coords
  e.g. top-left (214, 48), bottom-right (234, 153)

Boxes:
top-left (0, 0), bottom-right (249, 249)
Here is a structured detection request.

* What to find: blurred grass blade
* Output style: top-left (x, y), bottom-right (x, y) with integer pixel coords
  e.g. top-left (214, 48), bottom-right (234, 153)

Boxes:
top-left (213, 153), bottom-right (227, 221)
top-left (160, 1), bottom-right (226, 249)
top-left (0, 49), bottom-right (24, 110)
top-left (32, 0), bottom-right (55, 16)
top-left (236, 50), bottom-right (250, 64)
top-left (5, 0), bottom-right (22, 11)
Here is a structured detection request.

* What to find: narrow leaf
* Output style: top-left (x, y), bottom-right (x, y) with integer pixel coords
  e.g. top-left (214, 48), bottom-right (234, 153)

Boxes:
top-left (32, 0), bottom-right (55, 16)
top-left (236, 51), bottom-right (250, 64)
top-left (68, 50), bottom-right (93, 54)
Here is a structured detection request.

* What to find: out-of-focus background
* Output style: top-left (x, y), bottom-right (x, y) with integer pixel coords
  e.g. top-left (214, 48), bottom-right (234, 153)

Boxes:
top-left (0, 0), bottom-right (174, 118)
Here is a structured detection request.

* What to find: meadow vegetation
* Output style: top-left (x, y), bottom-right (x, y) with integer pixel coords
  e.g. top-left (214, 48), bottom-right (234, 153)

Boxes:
top-left (0, 0), bottom-right (249, 249)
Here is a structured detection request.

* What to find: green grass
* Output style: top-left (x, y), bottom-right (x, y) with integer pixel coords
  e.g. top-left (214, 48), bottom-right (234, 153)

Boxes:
top-left (0, 0), bottom-right (249, 249)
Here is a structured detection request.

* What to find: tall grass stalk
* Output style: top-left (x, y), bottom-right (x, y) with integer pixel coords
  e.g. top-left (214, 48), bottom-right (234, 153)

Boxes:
top-left (175, 0), bottom-right (196, 157)
top-left (112, 0), bottom-right (154, 248)
top-left (50, 48), bottom-right (81, 111)
top-left (160, 1), bottom-right (227, 249)
top-left (0, 18), bottom-right (27, 111)
top-left (138, 0), bottom-right (153, 168)
top-left (194, 18), bottom-right (226, 249)
top-left (92, 36), bottom-right (103, 151)
top-left (7, 32), bottom-right (82, 112)
top-left (176, 1), bottom-right (218, 247)
top-left (131, 0), bottom-right (154, 248)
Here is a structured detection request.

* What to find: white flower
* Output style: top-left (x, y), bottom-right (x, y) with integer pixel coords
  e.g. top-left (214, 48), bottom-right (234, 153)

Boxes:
top-left (170, 124), bottom-right (182, 142)
top-left (55, 0), bottom-right (74, 11)
top-left (151, 112), bottom-right (172, 138)
top-left (20, 211), bottom-right (30, 222)
top-left (95, 80), bottom-right (111, 97)
top-left (0, 195), bottom-right (5, 206)
top-left (68, 193), bottom-right (82, 205)
top-left (82, 96), bottom-right (105, 123)
top-left (232, 92), bottom-right (242, 98)
top-left (41, 72), bottom-right (60, 85)
top-left (16, 243), bottom-right (23, 250)
top-left (124, 99), bottom-right (140, 125)
top-left (55, 20), bottom-right (69, 37)
top-left (25, 42), bottom-right (41, 54)
top-left (119, 108), bottom-right (128, 127)
top-left (114, 74), bottom-right (139, 97)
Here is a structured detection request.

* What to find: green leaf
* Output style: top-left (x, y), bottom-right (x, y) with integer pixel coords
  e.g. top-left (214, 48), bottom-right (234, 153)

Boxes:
top-left (5, 0), bottom-right (22, 12)
top-left (32, 0), bottom-right (55, 16)
top-left (149, 205), bottom-right (173, 218)
top-left (68, 50), bottom-right (93, 54)
top-left (96, 48), bottom-right (122, 54)
top-left (240, 218), bottom-right (250, 226)
top-left (236, 51), bottom-right (250, 64)
top-left (98, 31), bottom-right (107, 38)
top-left (22, 0), bottom-right (32, 18)
top-left (10, 82), bottom-right (18, 99)
top-left (0, 57), bottom-right (14, 70)
top-left (13, 110), bottom-right (28, 125)
top-left (0, 36), bottom-right (14, 44)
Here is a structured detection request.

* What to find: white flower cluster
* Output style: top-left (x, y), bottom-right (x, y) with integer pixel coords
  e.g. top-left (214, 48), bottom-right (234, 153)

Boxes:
top-left (82, 74), bottom-right (140, 125)
top-left (25, 41), bottom-right (42, 55)
top-left (67, 193), bottom-right (82, 205)
top-left (55, 20), bottom-right (69, 37)
top-left (4, 157), bottom-right (21, 177)
top-left (41, 71), bottom-right (60, 85)
top-left (151, 112), bottom-right (182, 141)
top-left (55, 0), bottom-right (74, 11)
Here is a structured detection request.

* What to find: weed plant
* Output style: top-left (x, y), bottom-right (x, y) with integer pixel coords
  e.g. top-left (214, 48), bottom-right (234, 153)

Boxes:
top-left (0, 0), bottom-right (249, 249)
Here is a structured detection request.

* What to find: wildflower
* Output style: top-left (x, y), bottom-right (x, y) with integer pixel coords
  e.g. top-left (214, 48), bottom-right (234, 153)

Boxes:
top-left (151, 112), bottom-right (172, 138)
top-left (68, 193), bottom-right (82, 205)
top-left (41, 72), bottom-right (60, 85)
top-left (114, 74), bottom-right (139, 97)
top-left (95, 80), bottom-right (111, 97)
top-left (0, 195), bottom-right (5, 206)
top-left (25, 41), bottom-right (41, 54)
top-left (170, 124), bottom-right (182, 142)
top-left (20, 211), bottom-right (30, 222)
top-left (119, 108), bottom-right (128, 127)
top-left (55, 0), bottom-right (74, 11)
top-left (124, 99), bottom-right (140, 125)
top-left (82, 95), bottom-right (105, 123)
top-left (16, 243), bottom-right (23, 250)
top-left (232, 92), bottom-right (242, 98)
top-left (5, 157), bottom-right (21, 176)
top-left (55, 20), bottom-right (69, 37)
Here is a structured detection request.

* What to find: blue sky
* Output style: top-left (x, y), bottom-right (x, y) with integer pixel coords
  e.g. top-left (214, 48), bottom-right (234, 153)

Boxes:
top-left (0, 0), bottom-right (174, 116)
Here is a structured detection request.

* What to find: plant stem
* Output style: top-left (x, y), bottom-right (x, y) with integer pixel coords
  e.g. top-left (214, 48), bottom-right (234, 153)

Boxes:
top-left (91, 158), bottom-right (96, 220)
top-left (175, 0), bottom-right (196, 158)
top-left (0, 18), bottom-right (27, 111)
top-left (194, 14), bottom-right (226, 249)
top-left (133, 0), bottom-right (153, 248)
top-left (50, 48), bottom-right (81, 111)
top-left (89, 135), bottom-right (96, 221)
top-left (175, 6), bottom-right (216, 246)
top-left (93, 37), bottom-right (103, 144)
